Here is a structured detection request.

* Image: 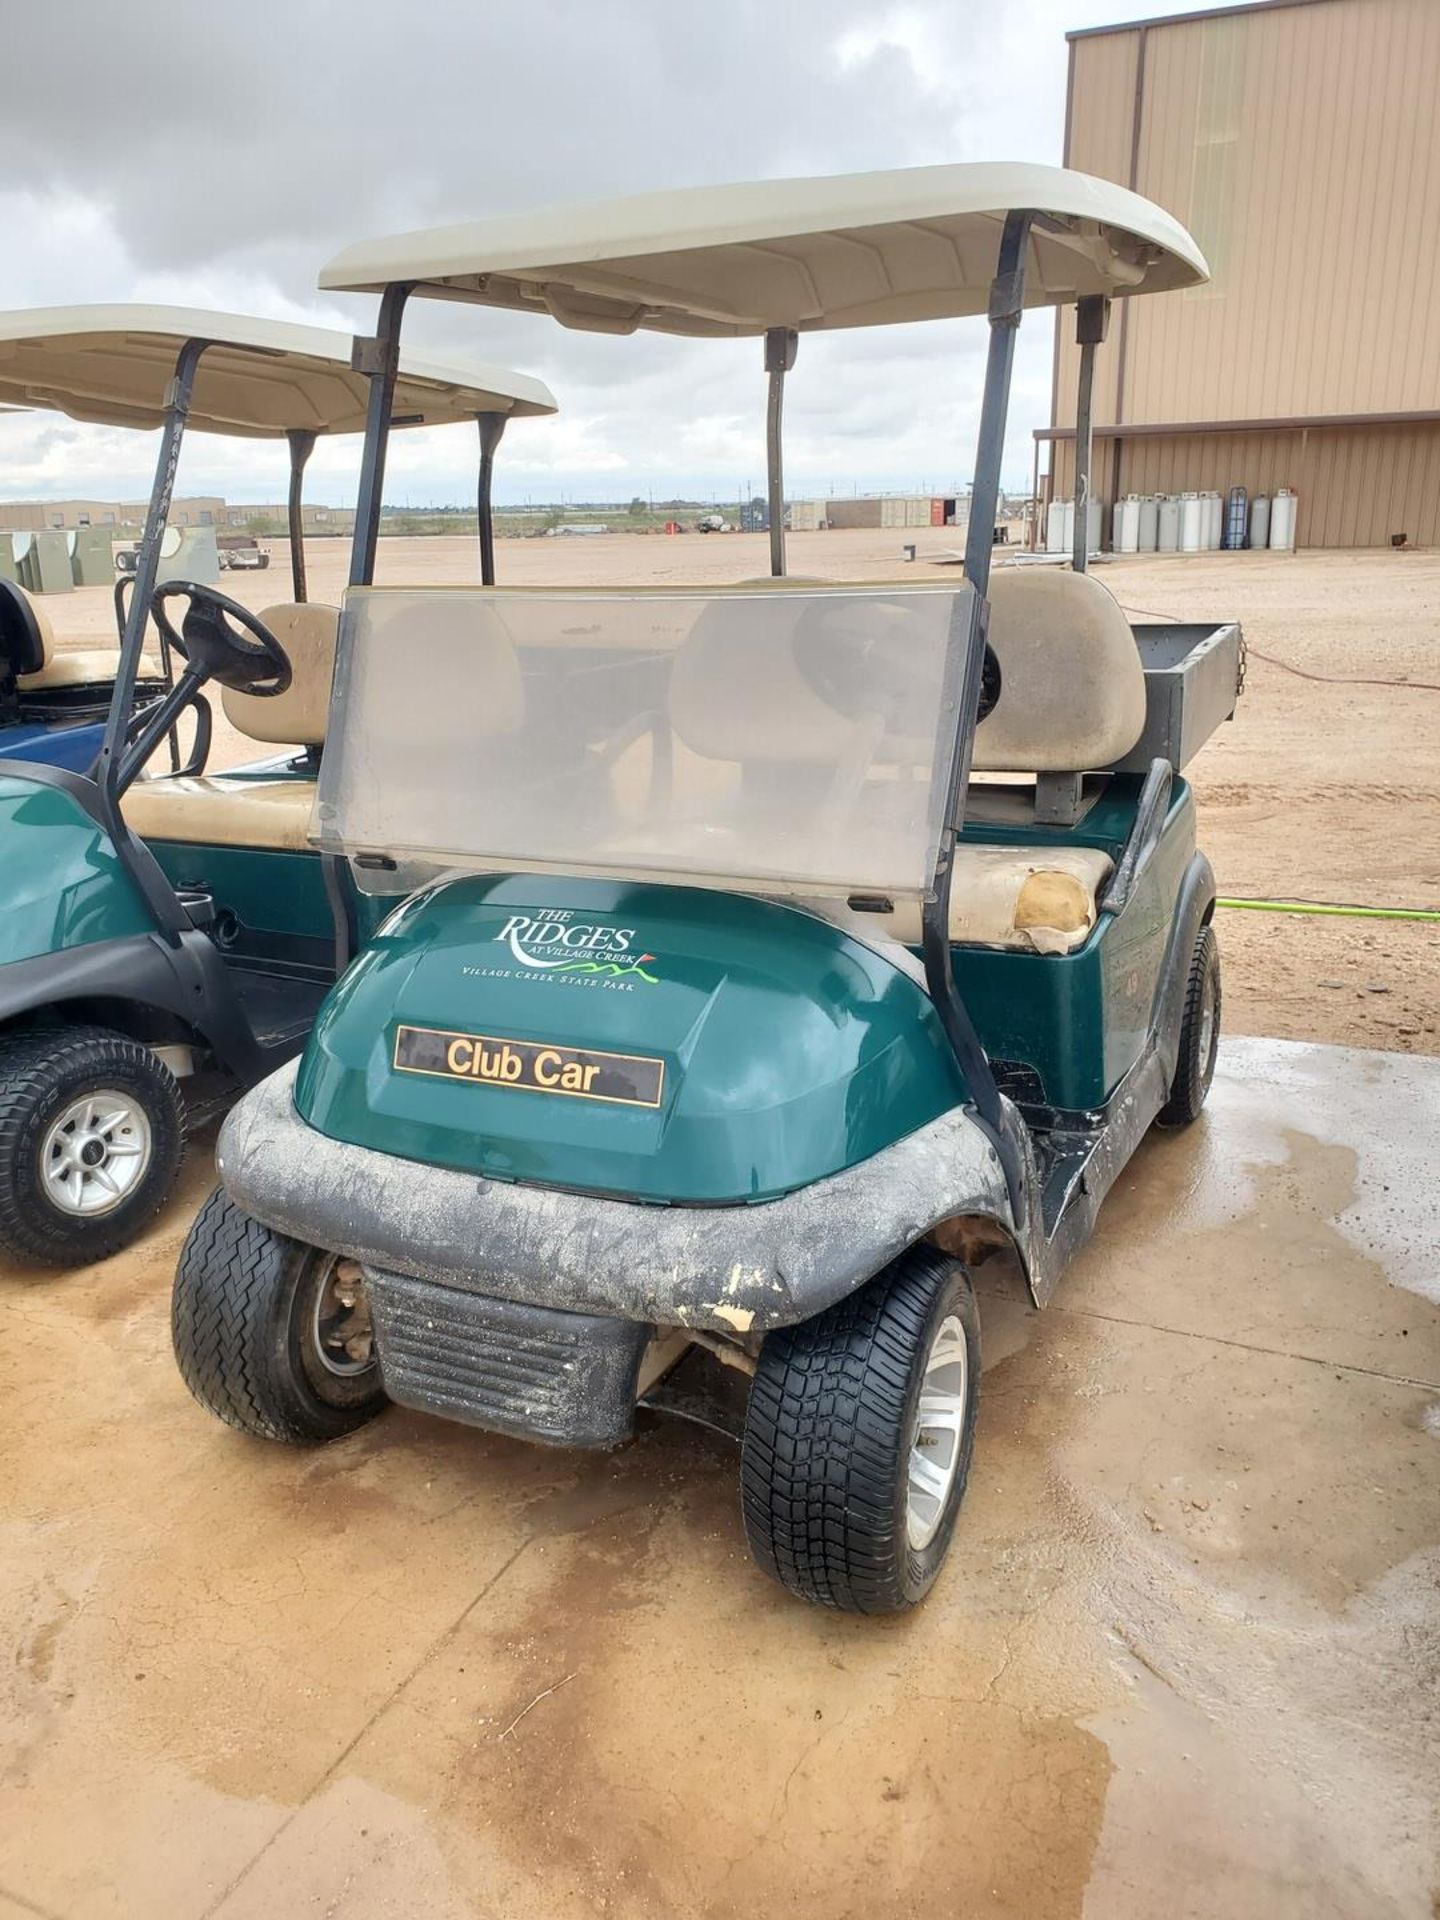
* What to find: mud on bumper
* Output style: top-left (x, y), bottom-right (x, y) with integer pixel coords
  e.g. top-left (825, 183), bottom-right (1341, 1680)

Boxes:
top-left (217, 1060), bottom-right (1015, 1343)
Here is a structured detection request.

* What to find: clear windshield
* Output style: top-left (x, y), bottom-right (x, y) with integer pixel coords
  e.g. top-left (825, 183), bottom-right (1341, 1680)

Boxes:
top-left (312, 584), bottom-right (975, 899)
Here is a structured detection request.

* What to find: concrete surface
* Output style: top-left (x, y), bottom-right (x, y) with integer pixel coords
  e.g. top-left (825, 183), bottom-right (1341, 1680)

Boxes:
top-left (1, 1035), bottom-right (1437, 1920)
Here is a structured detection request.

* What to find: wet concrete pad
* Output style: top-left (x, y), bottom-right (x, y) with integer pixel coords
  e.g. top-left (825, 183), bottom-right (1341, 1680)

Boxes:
top-left (1, 1038), bottom-right (1437, 1918)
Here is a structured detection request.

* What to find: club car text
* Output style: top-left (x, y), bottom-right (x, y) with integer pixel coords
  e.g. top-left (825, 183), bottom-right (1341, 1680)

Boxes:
top-left (393, 1024), bottom-right (665, 1108)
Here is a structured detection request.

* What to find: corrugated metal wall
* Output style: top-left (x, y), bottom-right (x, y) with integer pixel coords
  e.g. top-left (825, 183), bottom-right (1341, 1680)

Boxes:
top-left (1049, 0), bottom-right (1440, 547)
top-left (1049, 419), bottom-right (1440, 547)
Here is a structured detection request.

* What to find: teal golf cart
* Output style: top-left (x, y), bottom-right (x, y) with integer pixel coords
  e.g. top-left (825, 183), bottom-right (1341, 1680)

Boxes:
top-left (174, 164), bottom-right (1241, 1612)
top-left (0, 308), bottom-right (555, 1266)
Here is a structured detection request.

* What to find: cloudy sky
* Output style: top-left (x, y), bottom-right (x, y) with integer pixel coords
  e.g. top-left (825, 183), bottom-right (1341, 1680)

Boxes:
top-left (0, 0), bottom-right (1229, 510)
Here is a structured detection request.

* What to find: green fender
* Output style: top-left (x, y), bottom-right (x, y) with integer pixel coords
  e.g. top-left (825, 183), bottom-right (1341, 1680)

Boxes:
top-left (295, 875), bottom-right (966, 1204)
top-left (0, 772), bottom-right (152, 966)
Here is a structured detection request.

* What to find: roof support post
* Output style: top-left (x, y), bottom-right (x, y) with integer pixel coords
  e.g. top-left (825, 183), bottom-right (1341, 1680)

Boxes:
top-left (348, 281), bottom-right (412, 589)
top-left (764, 327), bottom-right (797, 577)
top-left (962, 211), bottom-right (1033, 602)
top-left (89, 335), bottom-right (212, 941)
top-left (1071, 294), bottom-right (1110, 574)
top-left (922, 211), bottom-right (1037, 1227)
top-left (96, 335), bottom-right (206, 808)
top-left (286, 428), bottom-right (317, 603)
top-left (477, 412), bottom-right (507, 585)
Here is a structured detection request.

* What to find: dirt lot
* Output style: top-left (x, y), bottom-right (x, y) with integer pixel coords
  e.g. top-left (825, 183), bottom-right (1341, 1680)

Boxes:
top-left (45, 530), bottom-right (1440, 1055)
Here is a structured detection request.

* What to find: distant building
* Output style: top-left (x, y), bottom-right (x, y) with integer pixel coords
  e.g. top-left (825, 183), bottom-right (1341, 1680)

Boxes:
top-left (0, 496), bottom-right (354, 535)
top-left (219, 503), bottom-right (357, 535)
top-left (790, 495), bottom-right (964, 532)
top-left (1039, 0), bottom-right (1440, 549)
top-left (0, 495), bottom-right (225, 532)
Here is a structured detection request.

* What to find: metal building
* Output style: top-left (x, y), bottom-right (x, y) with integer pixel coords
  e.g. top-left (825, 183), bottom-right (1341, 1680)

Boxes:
top-left (1038, 0), bottom-right (1440, 549)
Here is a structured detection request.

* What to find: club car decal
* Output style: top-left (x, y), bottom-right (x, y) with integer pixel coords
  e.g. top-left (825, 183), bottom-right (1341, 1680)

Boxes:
top-left (392, 1024), bottom-right (665, 1108)
top-left (494, 911), bottom-right (659, 983)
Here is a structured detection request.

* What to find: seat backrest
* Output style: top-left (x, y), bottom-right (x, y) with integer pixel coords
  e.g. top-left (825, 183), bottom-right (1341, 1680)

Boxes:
top-left (669, 588), bottom-right (947, 769)
top-left (222, 603), bottom-right (339, 747)
top-left (0, 579), bottom-right (52, 678)
top-left (670, 594), bottom-right (852, 764)
top-left (974, 568), bottom-right (1146, 773)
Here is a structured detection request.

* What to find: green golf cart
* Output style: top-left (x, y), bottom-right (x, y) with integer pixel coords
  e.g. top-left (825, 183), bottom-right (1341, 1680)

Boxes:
top-left (173, 163), bottom-right (1241, 1612)
top-left (0, 307), bottom-right (554, 1266)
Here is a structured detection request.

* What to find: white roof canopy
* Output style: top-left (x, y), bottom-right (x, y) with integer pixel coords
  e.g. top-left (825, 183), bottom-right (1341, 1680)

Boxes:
top-left (0, 304), bottom-right (556, 435)
top-left (319, 162), bottom-right (1208, 338)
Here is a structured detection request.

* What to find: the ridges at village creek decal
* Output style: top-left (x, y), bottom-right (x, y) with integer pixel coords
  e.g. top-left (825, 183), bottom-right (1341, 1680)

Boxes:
top-left (490, 909), bottom-right (659, 983)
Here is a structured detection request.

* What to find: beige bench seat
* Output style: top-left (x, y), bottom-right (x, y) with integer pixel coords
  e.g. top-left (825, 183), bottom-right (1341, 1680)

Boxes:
top-left (20, 647), bottom-right (160, 691)
top-left (123, 772), bottom-right (319, 853)
top-left (120, 602), bottom-right (337, 854)
top-left (665, 568), bottom-right (1141, 958)
top-left (849, 845), bottom-right (1114, 956)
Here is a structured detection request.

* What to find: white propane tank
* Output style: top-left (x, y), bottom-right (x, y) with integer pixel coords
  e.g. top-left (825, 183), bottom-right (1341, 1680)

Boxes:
top-left (1084, 498), bottom-right (1102, 554)
top-left (1138, 495), bottom-right (1160, 552)
top-left (1115, 494), bottom-right (1141, 553)
top-left (1249, 494), bottom-right (1271, 549)
top-left (1205, 491), bottom-right (1224, 549)
top-left (1180, 492), bottom-right (1204, 552)
top-left (1158, 495), bottom-right (1181, 551)
top-left (1270, 487), bottom-right (1298, 551)
top-left (1046, 499), bottom-right (1067, 553)
top-left (1060, 499), bottom-right (1076, 553)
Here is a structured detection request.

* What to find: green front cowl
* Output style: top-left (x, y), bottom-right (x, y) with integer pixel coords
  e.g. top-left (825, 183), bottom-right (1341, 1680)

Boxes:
top-left (0, 774), bottom-right (151, 965)
top-left (294, 875), bottom-right (964, 1204)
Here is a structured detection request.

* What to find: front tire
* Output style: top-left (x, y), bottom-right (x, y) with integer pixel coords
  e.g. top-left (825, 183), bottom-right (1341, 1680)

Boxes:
top-left (1158, 921), bottom-right (1221, 1127)
top-left (0, 1024), bottom-right (184, 1267)
top-left (741, 1245), bottom-right (980, 1613)
top-left (173, 1186), bottom-right (385, 1443)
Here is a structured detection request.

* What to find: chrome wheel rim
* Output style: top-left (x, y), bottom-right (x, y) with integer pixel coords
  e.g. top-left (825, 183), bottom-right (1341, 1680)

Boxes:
top-left (1197, 966), bottom-right (1219, 1075)
top-left (906, 1313), bottom-right (970, 1552)
top-left (40, 1091), bottom-right (152, 1217)
top-left (311, 1259), bottom-right (374, 1378)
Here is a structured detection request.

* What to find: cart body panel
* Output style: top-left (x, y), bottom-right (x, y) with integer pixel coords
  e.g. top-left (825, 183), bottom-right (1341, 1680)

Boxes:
top-left (295, 875), bottom-right (967, 1205)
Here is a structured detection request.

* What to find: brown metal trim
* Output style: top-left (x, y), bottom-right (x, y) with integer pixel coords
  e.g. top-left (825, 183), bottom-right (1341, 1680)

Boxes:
top-left (1036, 408), bottom-right (1440, 441)
top-left (1067, 0), bottom-right (1337, 44)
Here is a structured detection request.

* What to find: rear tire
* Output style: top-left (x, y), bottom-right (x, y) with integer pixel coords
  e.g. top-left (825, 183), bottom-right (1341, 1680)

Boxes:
top-left (0, 1024), bottom-right (183, 1267)
top-left (1158, 921), bottom-right (1221, 1127)
top-left (741, 1245), bottom-right (980, 1613)
top-left (173, 1186), bottom-right (385, 1443)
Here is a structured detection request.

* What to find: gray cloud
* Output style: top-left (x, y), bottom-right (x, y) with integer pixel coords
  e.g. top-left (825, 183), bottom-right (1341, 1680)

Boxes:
top-left (0, 0), bottom-right (1233, 504)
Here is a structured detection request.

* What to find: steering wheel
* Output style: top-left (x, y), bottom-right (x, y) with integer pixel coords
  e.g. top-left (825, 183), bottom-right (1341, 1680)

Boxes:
top-left (149, 581), bottom-right (292, 697)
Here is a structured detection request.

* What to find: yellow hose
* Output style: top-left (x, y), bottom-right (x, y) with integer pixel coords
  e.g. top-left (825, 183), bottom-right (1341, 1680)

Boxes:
top-left (1216, 897), bottom-right (1440, 924)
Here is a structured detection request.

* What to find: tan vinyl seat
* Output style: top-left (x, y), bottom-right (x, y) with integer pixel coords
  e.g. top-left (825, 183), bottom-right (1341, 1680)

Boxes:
top-left (21, 648), bottom-right (134, 690)
top-left (675, 570), bottom-right (1145, 954)
top-left (838, 845), bottom-right (1119, 956)
top-left (7, 587), bottom-right (161, 691)
top-left (897, 568), bottom-right (1147, 951)
top-left (122, 604), bottom-right (338, 852)
top-left (975, 568), bottom-right (1146, 773)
